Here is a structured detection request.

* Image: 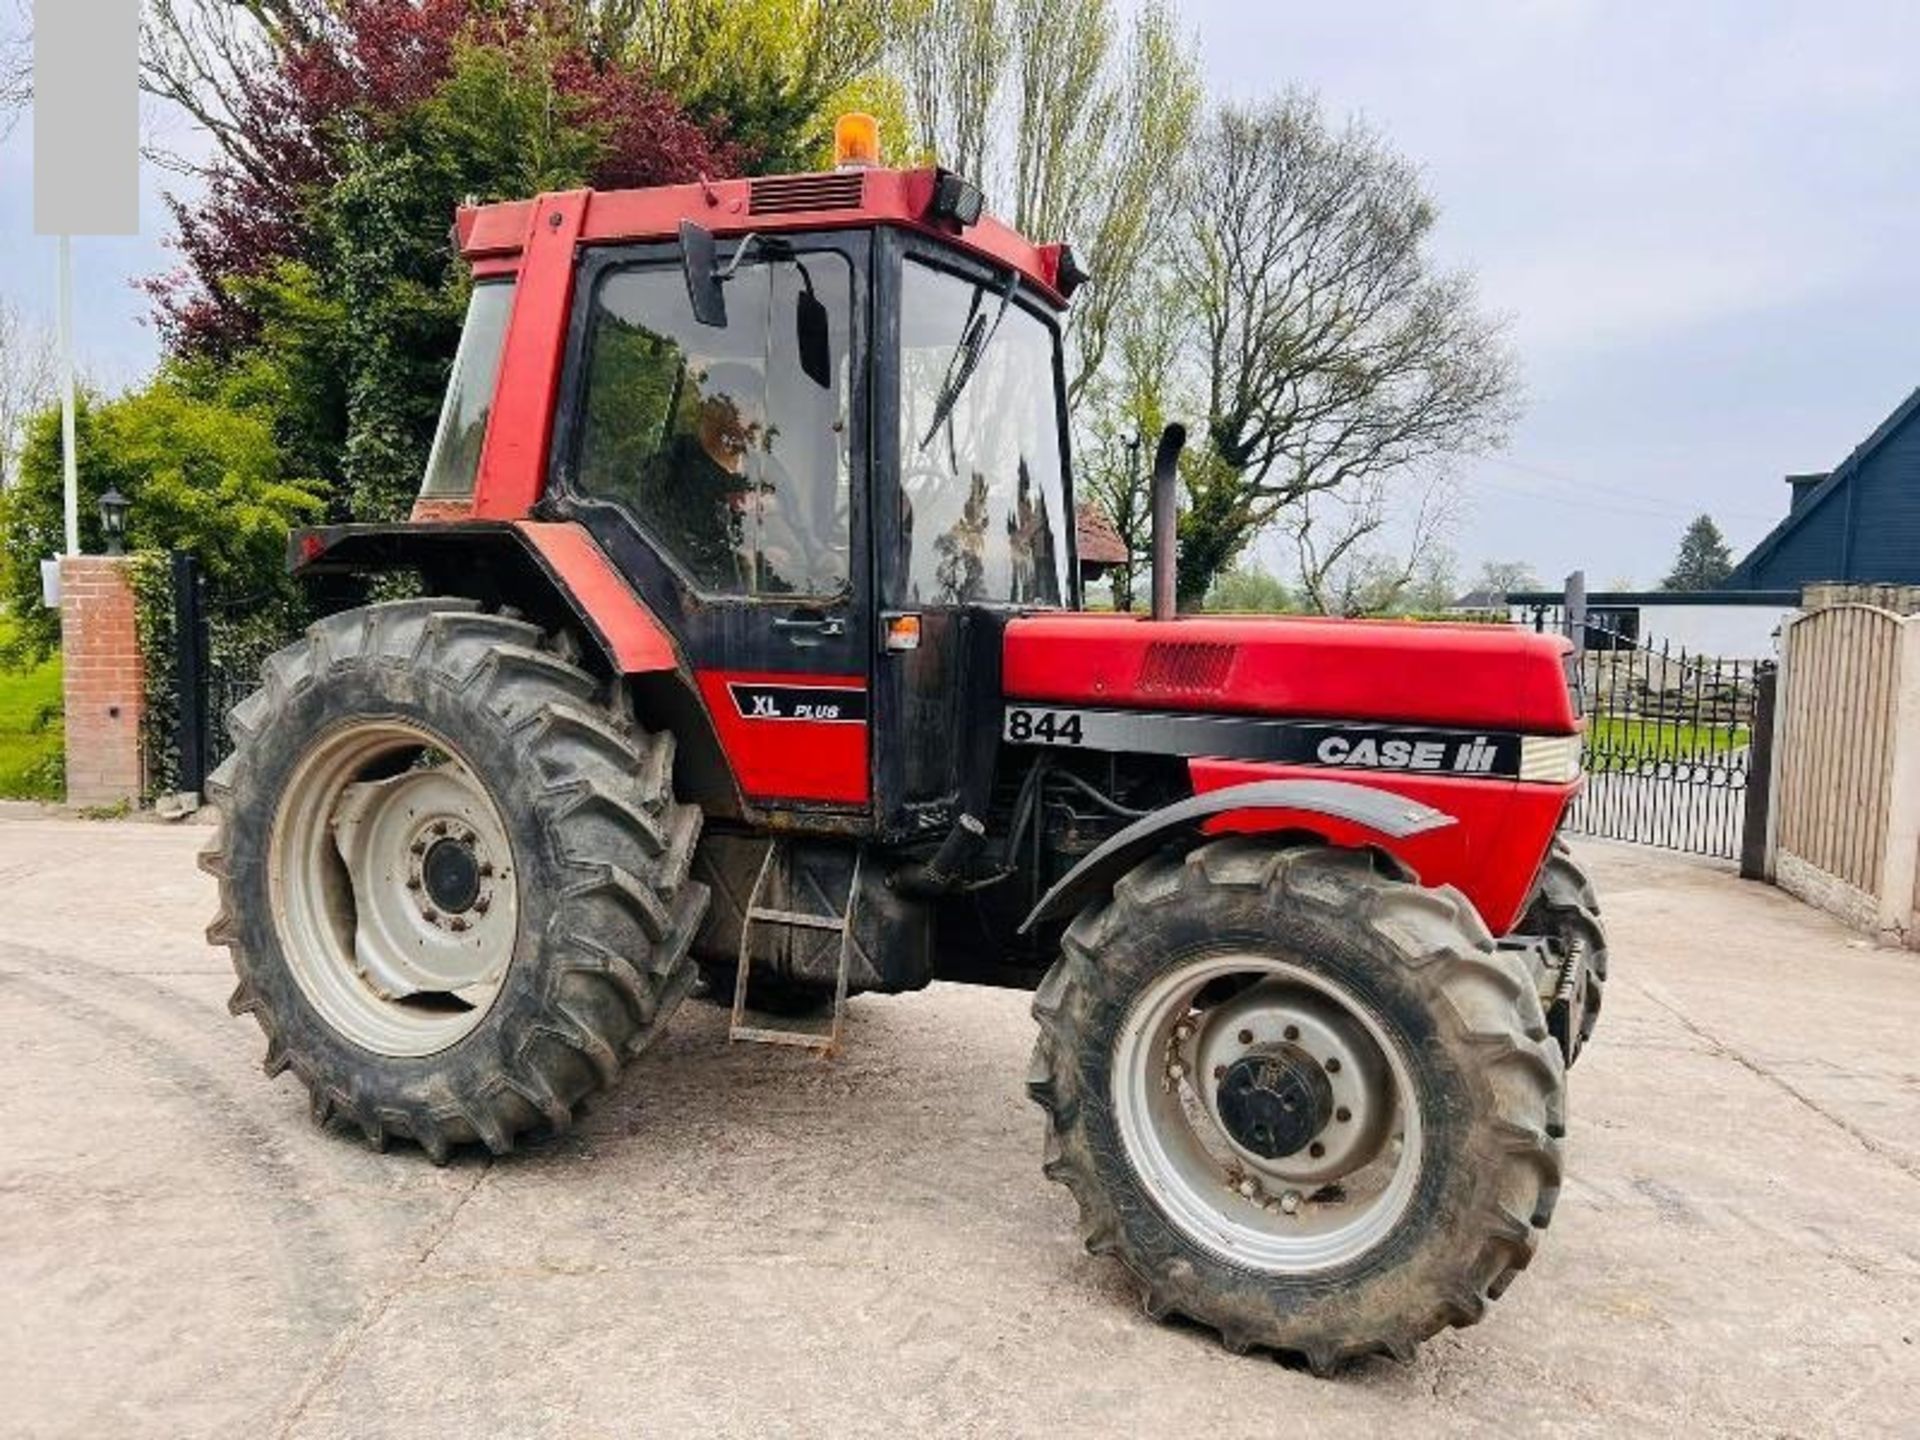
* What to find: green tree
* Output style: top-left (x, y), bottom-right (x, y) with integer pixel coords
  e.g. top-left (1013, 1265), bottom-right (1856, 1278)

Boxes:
top-left (1203, 565), bottom-right (1295, 614)
top-left (0, 384), bottom-right (324, 660)
top-left (632, 0), bottom-right (903, 171)
top-left (1662, 514), bottom-right (1733, 591)
top-left (891, 0), bottom-right (1200, 402)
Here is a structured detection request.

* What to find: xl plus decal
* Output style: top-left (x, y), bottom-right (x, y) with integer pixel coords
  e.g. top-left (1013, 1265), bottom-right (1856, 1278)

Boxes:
top-left (728, 682), bottom-right (869, 724)
top-left (1002, 705), bottom-right (1528, 780)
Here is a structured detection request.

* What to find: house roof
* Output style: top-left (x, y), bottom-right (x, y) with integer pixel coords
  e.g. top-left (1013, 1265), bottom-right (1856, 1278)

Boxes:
top-left (1726, 385), bottom-right (1920, 586)
top-left (1075, 502), bottom-right (1128, 566)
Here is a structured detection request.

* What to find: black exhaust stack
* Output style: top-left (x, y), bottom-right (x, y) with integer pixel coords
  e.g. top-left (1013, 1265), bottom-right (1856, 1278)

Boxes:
top-left (1150, 423), bottom-right (1187, 621)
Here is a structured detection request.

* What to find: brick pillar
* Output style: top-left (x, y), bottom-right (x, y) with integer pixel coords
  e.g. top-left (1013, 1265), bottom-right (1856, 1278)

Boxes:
top-left (59, 556), bottom-right (145, 808)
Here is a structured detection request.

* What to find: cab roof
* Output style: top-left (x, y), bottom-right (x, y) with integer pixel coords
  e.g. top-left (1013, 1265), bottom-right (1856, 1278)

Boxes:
top-left (455, 166), bottom-right (1072, 306)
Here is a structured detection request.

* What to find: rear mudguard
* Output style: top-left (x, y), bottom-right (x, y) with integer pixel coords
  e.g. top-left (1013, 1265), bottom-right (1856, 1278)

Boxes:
top-left (289, 519), bottom-right (741, 813)
top-left (1018, 778), bottom-right (1456, 933)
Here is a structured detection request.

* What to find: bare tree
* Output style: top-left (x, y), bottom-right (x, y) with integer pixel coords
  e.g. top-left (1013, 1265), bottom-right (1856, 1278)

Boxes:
top-left (0, 298), bottom-right (57, 491)
top-left (1175, 93), bottom-right (1519, 602)
top-left (893, 0), bottom-right (1198, 403)
top-left (138, 0), bottom-right (311, 176)
top-left (1473, 559), bottom-right (1541, 597)
top-left (1287, 472), bottom-right (1458, 616)
top-left (1, 0), bottom-right (31, 139)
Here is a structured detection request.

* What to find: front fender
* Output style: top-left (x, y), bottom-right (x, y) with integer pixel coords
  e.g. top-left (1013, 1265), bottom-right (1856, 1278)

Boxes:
top-left (1017, 778), bottom-right (1455, 934)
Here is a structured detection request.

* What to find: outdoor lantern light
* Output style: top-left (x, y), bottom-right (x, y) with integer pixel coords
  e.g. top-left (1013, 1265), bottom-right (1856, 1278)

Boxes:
top-left (97, 487), bottom-right (130, 555)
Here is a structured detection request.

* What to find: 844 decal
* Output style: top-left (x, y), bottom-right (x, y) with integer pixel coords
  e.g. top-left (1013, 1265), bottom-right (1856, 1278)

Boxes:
top-left (1004, 708), bottom-right (1084, 745)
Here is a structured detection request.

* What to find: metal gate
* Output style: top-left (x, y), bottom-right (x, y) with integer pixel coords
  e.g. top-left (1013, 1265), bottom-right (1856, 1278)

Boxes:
top-left (1558, 618), bottom-right (1774, 861)
top-left (169, 551), bottom-right (308, 793)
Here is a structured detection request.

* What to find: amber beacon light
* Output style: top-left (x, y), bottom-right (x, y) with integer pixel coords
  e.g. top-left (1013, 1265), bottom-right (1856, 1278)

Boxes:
top-left (833, 112), bottom-right (882, 169)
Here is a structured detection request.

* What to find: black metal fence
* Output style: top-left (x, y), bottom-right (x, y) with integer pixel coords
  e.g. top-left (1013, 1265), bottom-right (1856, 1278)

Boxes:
top-left (168, 552), bottom-right (306, 789)
top-left (1543, 612), bottom-right (1774, 860)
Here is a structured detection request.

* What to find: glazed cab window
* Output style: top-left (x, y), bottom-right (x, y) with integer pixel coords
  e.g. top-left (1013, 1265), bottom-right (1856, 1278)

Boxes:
top-left (571, 254), bottom-right (853, 597)
top-left (895, 258), bottom-right (1070, 607)
top-left (420, 280), bottom-right (515, 498)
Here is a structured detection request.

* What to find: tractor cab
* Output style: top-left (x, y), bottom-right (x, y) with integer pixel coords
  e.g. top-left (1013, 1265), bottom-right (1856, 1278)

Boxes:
top-left (408, 126), bottom-right (1083, 840)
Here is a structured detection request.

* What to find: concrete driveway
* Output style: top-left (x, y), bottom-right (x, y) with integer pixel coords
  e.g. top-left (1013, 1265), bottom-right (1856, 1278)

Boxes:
top-left (1, 816), bottom-right (1915, 1438)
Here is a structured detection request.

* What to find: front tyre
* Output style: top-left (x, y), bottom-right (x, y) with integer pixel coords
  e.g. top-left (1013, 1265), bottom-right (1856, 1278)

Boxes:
top-left (1519, 837), bottom-right (1608, 1062)
top-left (1028, 841), bottom-right (1565, 1372)
top-left (202, 599), bottom-right (709, 1161)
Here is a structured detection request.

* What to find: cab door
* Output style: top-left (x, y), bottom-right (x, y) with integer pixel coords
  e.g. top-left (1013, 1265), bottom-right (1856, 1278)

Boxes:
top-left (553, 233), bottom-right (873, 813)
top-left (870, 234), bottom-right (1077, 841)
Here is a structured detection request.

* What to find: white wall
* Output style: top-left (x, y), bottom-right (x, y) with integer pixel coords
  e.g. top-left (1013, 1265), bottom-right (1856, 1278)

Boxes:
top-left (1632, 604), bottom-right (1793, 659)
top-left (1508, 602), bottom-right (1792, 659)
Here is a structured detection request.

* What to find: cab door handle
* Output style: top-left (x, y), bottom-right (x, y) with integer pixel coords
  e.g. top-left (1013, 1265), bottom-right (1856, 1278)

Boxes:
top-left (773, 615), bottom-right (845, 644)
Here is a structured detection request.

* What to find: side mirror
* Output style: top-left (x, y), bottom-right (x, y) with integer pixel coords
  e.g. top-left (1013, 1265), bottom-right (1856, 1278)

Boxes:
top-left (679, 220), bottom-right (728, 328)
top-left (796, 286), bottom-right (832, 389)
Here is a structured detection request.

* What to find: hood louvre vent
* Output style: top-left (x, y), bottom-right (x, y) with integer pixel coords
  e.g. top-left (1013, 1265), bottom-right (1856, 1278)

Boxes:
top-left (1139, 641), bottom-right (1236, 695)
top-left (748, 172), bottom-right (866, 216)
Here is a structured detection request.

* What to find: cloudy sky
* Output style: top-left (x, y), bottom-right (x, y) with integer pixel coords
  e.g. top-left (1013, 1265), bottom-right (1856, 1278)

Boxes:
top-left (1188, 0), bottom-right (1920, 588)
top-left (3, 1), bottom-right (1917, 589)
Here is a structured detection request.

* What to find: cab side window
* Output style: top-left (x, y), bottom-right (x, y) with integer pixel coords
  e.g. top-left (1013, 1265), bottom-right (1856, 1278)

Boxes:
top-left (573, 255), bottom-right (852, 597)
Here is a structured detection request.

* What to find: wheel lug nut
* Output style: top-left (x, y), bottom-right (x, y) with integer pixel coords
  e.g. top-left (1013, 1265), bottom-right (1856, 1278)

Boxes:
top-left (1212, 1064), bottom-right (1225, 1080)
top-left (448, 916), bottom-right (469, 932)
top-left (1167, 1061), bottom-right (1186, 1080)
top-left (410, 839), bottom-right (427, 855)
top-left (421, 907), bottom-right (438, 922)
top-left (405, 877), bottom-right (421, 890)
top-left (1238, 1179), bottom-right (1258, 1199)
top-left (478, 862), bottom-right (495, 878)
top-left (1279, 1191), bottom-right (1301, 1215)
top-left (473, 895), bottom-right (491, 914)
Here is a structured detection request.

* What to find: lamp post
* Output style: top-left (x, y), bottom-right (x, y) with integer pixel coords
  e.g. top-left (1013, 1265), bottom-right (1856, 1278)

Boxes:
top-left (97, 487), bottom-right (130, 556)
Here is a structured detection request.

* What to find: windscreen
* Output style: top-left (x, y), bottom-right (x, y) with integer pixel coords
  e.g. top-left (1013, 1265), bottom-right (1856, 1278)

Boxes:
top-left (895, 258), bottom-right (1070, 607)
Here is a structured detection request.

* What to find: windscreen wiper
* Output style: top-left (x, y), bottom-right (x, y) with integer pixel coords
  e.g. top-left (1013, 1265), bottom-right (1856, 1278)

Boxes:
top-left (918, 269), bottom-right (1020, 452)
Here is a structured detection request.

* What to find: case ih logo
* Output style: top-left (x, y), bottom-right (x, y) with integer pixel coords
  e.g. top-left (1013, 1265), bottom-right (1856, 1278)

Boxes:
top-left (729, 683), bottom-right (868, 724)
top-left (1314, 733), bottom-right (1504, 774)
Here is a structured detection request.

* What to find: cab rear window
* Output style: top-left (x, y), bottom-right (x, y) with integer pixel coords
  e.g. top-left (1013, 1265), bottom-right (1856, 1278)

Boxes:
top-left (420, 281), bottom-right (515, 499)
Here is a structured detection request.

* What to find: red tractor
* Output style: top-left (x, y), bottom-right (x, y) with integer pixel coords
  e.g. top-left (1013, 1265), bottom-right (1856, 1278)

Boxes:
top-left (205, 120), bottom-right (1605, 1371)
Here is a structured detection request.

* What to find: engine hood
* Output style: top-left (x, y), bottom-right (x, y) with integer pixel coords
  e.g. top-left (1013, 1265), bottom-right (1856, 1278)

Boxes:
top-left (1001, 612), bottom-right (1579, 734)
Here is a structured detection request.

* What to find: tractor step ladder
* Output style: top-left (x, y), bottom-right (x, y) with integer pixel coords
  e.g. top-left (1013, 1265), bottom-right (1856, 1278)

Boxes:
top-left (729, 840), bottom-right (862, 1055)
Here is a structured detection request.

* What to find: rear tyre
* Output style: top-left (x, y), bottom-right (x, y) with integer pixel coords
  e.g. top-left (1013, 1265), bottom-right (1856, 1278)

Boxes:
top-left (1519, 837), bottom-right (1608, 1061)
top-left (1028, 840), bottom-right (1565, 1372)
top-left (201, 598), bottom-right (709, 1161)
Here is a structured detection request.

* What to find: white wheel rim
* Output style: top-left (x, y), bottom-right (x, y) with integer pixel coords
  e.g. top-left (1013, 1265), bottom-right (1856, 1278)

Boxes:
top-left (268, 720), bottom-right (519, 1057)
top-left (1111, 953), bottom-right (1424, 1273)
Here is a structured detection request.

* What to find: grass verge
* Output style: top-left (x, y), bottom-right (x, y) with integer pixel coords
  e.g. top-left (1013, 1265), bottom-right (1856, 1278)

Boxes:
top-left (0, 616), bottom-right (63, 800)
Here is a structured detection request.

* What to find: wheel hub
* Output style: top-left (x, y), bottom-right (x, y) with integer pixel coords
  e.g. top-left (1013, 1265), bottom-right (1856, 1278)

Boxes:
top-left (1215, 1045), bottom-right (1333, 1159)
top-left (422, 835), bottom-right (483, 914)
top-left (1113, 953), bottom-right (1424, 1274)
top-left (313, 754), bottom-right (516, 1015)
